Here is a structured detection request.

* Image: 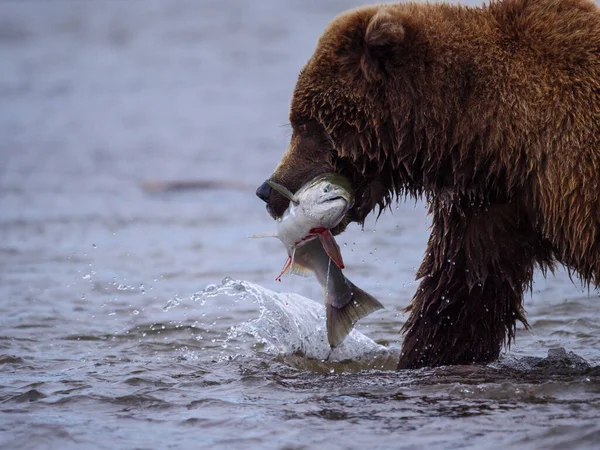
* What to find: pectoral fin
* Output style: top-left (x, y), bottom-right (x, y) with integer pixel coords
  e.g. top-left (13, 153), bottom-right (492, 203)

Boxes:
top-left (316, 230), bottom-right (344, 269)
top-left (248, 232), bottom-right (277, 238)
top-left (275, 256), bottom-right (292, 282)
top-left (266, 181), bottom-right (299, 204)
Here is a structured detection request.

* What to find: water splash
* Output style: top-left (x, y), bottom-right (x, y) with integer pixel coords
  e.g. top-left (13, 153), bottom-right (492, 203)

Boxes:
top-left (162, 277), bottom-right (247, 312)
top-left (166, 278), bottom-right (395, 367)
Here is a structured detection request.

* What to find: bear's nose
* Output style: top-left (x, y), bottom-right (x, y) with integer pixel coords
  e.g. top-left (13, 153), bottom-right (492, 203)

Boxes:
top-left (256, 180), bottom-right (272, 204)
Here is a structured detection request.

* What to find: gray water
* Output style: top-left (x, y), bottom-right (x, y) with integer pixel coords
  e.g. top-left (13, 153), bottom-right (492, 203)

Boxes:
top-left (1, 1), bottom-right (599, 449)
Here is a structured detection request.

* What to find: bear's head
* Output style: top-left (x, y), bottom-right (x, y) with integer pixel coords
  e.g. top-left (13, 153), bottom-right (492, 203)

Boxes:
top-left (256, 5), bottom-right (426, 231)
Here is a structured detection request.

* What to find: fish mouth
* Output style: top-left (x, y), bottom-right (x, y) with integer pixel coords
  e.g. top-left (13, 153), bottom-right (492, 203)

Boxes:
top-left (318, 195), bottom-right (351, 206)
top-left (321, 195), bottom-right (345, 203)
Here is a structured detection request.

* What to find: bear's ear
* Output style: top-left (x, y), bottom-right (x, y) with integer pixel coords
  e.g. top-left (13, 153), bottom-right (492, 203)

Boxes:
top-left (360, 9), bottom-right (405, 82)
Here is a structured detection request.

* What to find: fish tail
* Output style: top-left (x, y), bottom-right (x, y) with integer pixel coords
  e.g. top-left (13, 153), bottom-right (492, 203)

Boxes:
top-left (326, 282), bottom-right (384, 348)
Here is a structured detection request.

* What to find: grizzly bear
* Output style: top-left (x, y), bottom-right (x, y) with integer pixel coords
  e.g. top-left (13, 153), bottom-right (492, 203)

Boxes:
top-left (256, 0), bottom-right (600, 369)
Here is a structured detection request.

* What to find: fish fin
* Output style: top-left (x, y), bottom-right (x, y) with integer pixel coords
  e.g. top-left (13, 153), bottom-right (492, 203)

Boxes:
top-left (326, 281), bottom-right (384, 348)
top-left (316, 230), bottom-right (345, 269)
top-left (275, 256), bottom-right (313, 280)
top-left (248, 232), bottom-right (277, 238)
top-left (287, 261), bottom-right (313, 278)
top-left (275, 256), bottom-right (292, 282)
top-left (266, 181), bottom-right (299, 204)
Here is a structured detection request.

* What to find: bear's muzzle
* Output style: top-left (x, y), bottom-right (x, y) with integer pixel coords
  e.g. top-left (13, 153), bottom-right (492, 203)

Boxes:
top-left (256, 180), bottom-right (272, 204)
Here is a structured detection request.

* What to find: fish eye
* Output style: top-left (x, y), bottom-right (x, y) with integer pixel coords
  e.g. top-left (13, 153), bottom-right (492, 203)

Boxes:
top-left (323, 183), bottom-right (332, 193)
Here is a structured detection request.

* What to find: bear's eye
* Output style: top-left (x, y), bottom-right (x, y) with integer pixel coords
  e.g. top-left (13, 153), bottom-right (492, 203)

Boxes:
top-left (297, 123), bottom-right (307, 134)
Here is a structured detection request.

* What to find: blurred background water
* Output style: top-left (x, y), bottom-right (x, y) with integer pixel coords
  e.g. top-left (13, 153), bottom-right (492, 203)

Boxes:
top-left (1, 1), bottom-right (599, 449)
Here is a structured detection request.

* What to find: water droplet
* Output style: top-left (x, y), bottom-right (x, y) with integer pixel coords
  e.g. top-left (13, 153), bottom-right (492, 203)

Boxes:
top-left (205, 284), bottom-right (218, 293)
top-left (132, 310), bottom-right (139, 315)
top-left (92, 244), bottom-right (97, 248)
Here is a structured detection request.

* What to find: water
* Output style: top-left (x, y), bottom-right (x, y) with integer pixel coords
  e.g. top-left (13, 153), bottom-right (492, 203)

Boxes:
top-left (1, 1), bottom-right (599, 448)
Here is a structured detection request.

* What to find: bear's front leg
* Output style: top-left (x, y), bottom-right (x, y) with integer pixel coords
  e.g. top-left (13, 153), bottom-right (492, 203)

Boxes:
top-left (397, 199), bottom-right (552, 369)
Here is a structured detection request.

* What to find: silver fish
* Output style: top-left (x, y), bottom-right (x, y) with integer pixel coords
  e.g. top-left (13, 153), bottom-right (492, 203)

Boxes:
top-left (265, 173), bottom-right (354, 275)
top-left (266, 173), bottom-right (384, 348)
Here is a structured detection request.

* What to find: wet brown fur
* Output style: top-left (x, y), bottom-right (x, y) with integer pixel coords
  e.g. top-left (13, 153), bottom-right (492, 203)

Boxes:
top-left (263, 0), bottom-right (600, 368)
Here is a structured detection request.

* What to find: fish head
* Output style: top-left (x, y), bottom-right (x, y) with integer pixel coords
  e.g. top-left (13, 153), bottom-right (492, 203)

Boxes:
top-left (298, 174), bottom-right (354, 229)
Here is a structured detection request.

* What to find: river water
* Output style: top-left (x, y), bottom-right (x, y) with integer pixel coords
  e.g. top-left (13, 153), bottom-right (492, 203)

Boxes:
top-left (1, 1), bottom-right (599, 449)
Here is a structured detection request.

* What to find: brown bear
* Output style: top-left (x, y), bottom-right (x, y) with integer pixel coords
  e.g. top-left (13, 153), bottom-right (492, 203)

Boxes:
top-left (256, 0), bottom-right (600, 369)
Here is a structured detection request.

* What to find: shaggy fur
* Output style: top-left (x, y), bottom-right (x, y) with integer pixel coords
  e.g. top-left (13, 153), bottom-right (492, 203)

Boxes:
top-left (258, 0), bottom-right (600, 368)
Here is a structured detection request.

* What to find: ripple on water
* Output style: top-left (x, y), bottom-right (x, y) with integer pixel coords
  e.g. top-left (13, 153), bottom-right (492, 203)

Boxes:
top-left (1, 276), bottom-right (599, 450)
top-left (2, 0), bottom-right (599, 448)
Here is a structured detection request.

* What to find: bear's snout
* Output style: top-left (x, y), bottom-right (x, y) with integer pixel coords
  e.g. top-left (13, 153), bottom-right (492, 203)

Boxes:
top-left (256, 180), bottom-right (272, 204)
top-left (256, 179), bottom-right (291, 218)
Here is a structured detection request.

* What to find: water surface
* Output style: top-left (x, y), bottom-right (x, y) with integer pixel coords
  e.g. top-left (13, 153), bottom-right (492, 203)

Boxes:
top-left (1, 1), bottom-right (599, 449)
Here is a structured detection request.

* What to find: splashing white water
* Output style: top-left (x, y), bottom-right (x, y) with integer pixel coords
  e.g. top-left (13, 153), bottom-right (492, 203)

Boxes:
top-left (176, 278), bottom-right (391, 363)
